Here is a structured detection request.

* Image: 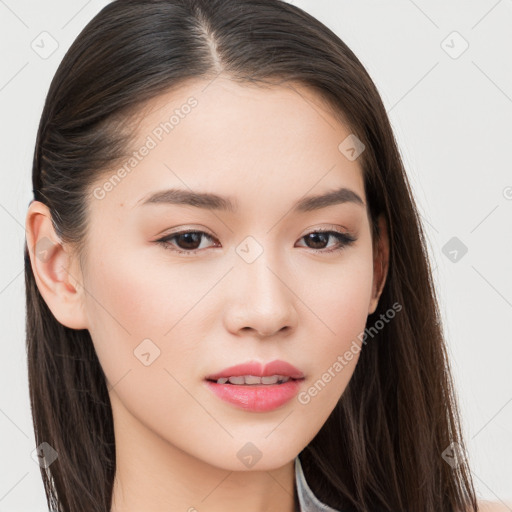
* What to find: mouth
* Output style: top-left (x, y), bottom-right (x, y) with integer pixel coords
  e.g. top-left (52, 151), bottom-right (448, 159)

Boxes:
top-left (204, 359), bottom-right (305, 383)
top-left (205, 375), bottom-right (304, 385)
top-left (203, 360), bottom-right (305, 412)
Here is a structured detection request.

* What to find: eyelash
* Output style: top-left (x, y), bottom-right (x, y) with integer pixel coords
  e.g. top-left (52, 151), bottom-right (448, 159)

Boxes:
top-left (155, 227), bottom-right (357, 256)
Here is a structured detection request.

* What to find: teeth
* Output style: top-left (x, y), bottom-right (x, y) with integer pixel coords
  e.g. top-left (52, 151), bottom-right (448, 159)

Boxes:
top-left (228, 376), bottom-right (246, 385)
top-left (216, 375), bottom-right (291, 385)
top-left (245, 375), bottom-right (265, 385)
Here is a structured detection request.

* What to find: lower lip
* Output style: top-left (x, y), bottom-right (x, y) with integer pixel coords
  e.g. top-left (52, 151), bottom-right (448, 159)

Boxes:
top-left (204, 379), bottom-right (303, 412)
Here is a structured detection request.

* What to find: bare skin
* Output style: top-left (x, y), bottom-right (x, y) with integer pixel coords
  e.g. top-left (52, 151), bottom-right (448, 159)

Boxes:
top-left (26, 76), bottom-right (392, 511)
top-left (477, 502), bottom-right (512, 512)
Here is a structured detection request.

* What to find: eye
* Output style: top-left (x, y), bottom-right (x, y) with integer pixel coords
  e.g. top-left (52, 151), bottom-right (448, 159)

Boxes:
top-left (155, 227), bottom-right (357, 256)
top-left (296, 228), bottom-right (357, 254)
top-left (156, 229), bottom-right (219, 256)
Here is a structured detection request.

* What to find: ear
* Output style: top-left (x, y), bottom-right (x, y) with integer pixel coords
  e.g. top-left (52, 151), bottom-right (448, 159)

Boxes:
top-left (368, 214), bottom-right (390, 315)
top-left (25, 200), bottom-right (88, 330)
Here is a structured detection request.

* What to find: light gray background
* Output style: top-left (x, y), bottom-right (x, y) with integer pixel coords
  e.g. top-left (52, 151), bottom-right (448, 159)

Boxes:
top-left (1, 0), bottom-right (511, 509)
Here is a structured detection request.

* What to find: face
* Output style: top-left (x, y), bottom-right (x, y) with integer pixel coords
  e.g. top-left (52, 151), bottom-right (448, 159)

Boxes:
top-left (44, 78), bottom-right (387, 472)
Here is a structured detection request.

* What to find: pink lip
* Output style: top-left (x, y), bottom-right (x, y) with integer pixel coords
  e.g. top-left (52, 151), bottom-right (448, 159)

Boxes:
top-left (204, 360), bottom-right (305, 412)
top-left (205, 360), bottom-right (304, 380)
top-left (204, 379), bottom-right (303, 412)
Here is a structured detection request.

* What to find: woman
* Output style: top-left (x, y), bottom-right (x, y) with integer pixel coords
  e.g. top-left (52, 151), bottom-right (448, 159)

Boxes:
top-left (24, 0), bottom-right (494, 510)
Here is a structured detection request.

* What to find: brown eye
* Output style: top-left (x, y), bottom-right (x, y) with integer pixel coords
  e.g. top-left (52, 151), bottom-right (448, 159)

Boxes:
top-left (156, 228), bottom-right (356, 256)
top-left (156, 230), bottom-right (218, 255)
top-left (297, 230), bottom-right (356, 253)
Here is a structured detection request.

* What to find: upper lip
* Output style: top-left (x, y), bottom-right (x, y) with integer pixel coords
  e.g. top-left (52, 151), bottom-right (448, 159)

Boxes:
top-left (205, 360), bottom-right (305, 381)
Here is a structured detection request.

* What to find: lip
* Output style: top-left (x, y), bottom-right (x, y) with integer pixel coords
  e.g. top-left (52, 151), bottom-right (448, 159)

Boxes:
top-left (204, 379), bottom-right (303, 412)
top-left (204, 360), bottom-right (305, 412)
top-left (205, 360), bottom-right (305, 381)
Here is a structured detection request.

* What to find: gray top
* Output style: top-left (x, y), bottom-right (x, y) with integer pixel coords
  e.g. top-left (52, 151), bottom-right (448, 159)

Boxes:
top-left (294, 456), bottom-right (341, 512)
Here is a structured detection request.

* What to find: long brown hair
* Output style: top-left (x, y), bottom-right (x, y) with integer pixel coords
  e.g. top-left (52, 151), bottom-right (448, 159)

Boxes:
top-left (24, 0), bottom-right (478, 510)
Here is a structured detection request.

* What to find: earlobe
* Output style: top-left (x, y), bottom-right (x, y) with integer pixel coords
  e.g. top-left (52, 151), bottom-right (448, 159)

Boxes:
top-left (368, 214), bottom-right (390, 316)
top-left (25, 201), bottom-right (88, 330)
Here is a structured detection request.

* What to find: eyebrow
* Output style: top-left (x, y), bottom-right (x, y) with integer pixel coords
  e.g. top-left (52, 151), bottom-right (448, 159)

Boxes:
top-left (138, 186), bottom-right (365, 213)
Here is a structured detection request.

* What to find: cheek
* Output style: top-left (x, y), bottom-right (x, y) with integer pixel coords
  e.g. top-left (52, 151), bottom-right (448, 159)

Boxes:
top-left (82, 248), bottom-right (168, 383)
top-left (82, 249), bottom-right (202, 438)
top-left (300, 249), bottom-right (374, 343)
top-left (85, 242), bottom-right (206, 337)
top-left (294, 255), bottom-right (374, 416)
top-left (82, 243), bottom-right (219, 391)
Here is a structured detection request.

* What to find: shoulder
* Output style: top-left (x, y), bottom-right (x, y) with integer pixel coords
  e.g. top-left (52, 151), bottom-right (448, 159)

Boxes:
top-left (472, 500), bottom-right (512, 511)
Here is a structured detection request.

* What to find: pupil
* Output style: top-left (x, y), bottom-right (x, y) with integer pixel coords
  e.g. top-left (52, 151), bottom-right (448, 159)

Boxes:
top-left (178, 232), bottom-right (201, 250)
top-left (306, 233), bottom-right (328, 249)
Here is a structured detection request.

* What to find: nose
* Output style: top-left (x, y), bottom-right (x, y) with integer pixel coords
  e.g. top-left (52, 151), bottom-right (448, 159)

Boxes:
top-left (223, 249), bottom-right (299, 338)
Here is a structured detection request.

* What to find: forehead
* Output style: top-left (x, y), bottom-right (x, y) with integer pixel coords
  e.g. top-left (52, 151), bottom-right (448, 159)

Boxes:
top-left (133, 77), bottom-right (355, 149)
top-left (92, 77), bottom-right (366, 215)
